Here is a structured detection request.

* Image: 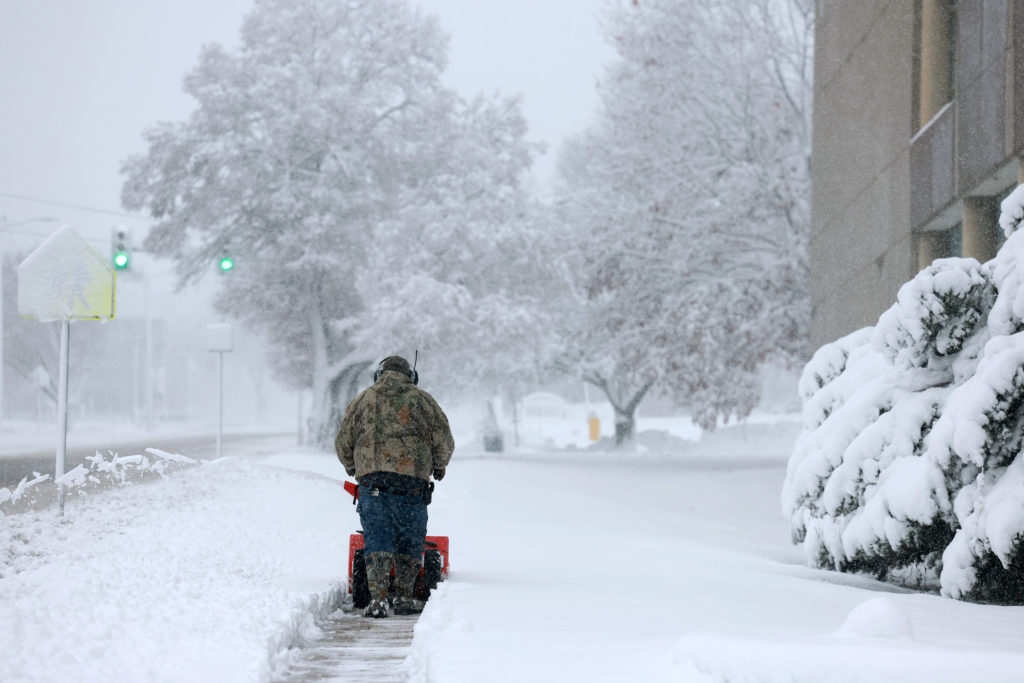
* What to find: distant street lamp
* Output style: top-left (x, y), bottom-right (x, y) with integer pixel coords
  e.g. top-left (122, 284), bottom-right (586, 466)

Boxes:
top-left (0, 216), bottom-right (58, 427)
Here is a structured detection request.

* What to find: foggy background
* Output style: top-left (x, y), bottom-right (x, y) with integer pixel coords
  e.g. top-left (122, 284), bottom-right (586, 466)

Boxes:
top-left (0, 1), bottom-right (611, 433)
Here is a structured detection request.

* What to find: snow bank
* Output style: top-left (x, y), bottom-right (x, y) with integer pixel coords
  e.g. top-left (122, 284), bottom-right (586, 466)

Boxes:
top-left (0, 472), bottom-right (51, 506)
top-left (0, 453), bottom-right (350, 682)
top-left (409, 422), bottom-right (1024, 682)
top-left (1, 448), bottom-right (200, 511)
top-left (5, 421), bottom-right (1024, 681)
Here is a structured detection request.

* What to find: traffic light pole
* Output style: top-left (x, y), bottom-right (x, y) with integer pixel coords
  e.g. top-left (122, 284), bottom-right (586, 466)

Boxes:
top-left (144, 275), bottom-right (154, 431)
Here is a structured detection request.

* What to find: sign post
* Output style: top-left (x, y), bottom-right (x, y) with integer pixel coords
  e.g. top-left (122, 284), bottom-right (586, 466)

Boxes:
top-left (17, 227), bottom-right (116, 516)
top-left (206, 324), bottom-right (233, 459)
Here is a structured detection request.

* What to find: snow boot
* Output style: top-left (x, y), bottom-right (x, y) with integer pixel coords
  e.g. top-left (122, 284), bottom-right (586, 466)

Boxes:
top-left (392, 554), bottom-right (424, 615)
top-left (363, 551), bottom-right (393, 618)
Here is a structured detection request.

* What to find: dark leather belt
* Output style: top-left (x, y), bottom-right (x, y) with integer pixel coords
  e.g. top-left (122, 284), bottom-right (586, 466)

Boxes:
top-left (364, 484), bottom-right (423, 497)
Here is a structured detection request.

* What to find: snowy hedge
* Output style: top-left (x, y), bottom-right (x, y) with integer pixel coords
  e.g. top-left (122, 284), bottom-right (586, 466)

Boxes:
top-left (782, 186), bottom-right (1024, 603)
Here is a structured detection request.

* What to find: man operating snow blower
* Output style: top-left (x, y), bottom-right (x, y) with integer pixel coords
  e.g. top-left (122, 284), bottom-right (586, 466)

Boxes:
top-left (335, 355), bottom-right (455, 618)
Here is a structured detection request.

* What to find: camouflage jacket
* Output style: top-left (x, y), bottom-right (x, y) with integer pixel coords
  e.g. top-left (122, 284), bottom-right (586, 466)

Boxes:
top-left (335, 370), bottom-right (455, 481)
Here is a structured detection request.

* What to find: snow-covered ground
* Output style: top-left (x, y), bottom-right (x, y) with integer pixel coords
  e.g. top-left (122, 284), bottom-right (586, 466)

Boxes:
top-left (3, 409), bottom-right (1024, 682)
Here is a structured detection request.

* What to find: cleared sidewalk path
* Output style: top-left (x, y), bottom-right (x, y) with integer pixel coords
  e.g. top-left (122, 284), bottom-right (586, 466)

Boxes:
top-left (277, 610), bottom-right (418, 682)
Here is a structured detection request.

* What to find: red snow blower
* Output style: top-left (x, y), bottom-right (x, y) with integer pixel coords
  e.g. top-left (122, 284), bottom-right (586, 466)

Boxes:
top-left (343, 480), bottom-right (450, 609)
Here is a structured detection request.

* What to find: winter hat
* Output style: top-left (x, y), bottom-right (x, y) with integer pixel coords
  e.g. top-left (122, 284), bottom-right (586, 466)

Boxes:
top-left (374, 355), bottom-right (419, 384)
top-left (380, 356), bottom-right (412, 375)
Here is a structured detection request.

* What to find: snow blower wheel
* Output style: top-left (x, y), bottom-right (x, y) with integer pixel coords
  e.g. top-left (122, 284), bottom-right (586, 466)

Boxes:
top-left (347, 532), bottom-right (450, 606)
top-left (422, 548), bottom-right (443, 596)
top-left (351, 548), bottom-right (371, 609)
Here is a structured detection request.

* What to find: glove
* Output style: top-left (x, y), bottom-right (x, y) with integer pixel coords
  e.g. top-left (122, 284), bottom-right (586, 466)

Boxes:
top-left (345, 466), bottom-right (356, 477)
top-left (432, 467), bottom-right (446, 481)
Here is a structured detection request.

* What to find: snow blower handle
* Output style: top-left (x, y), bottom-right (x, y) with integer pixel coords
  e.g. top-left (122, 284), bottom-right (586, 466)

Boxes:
top-left (343, 480), bottom-right (358, 505)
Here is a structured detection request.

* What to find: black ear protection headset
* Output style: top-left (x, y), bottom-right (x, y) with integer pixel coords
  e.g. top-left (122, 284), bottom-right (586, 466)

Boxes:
top-left (373, 351), bottom-right (419, 385)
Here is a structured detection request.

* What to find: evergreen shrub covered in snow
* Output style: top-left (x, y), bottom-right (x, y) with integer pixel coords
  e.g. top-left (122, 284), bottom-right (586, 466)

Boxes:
top-left (783, 187), bottom-right (1024, 603)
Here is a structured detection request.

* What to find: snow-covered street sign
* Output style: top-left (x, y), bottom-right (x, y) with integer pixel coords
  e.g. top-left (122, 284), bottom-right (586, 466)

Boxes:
top-left (17, 225), bottom-right (116, 321)
top-left (16, 226), bottom-right (117, 516)
top-left (206, 323), bottom-right (233, 352)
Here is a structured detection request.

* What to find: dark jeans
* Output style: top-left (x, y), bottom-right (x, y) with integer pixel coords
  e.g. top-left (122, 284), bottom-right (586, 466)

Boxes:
top-left (357, 485), bottom-right (428, 557)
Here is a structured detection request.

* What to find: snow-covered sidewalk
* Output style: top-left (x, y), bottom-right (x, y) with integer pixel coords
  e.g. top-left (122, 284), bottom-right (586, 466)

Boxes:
top-left (409, 424), bottom-right (1024, 682)
top-left (4, 417), bottom-right (1024, 682)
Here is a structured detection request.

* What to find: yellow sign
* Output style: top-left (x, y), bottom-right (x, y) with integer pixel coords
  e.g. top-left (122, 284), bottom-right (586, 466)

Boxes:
top-left (17, 226), bottom-right (117, 321)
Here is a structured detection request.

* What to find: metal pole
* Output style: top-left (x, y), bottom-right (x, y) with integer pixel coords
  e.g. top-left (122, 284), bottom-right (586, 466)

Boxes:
top-left (56, 320), bottom-right (70, 516)
top-left (512, 400), bottom-right (520, 447)
top-left (144, 275), bottom-right (154, 431)
top-left (0, 251), bottom-right (5, 428)
top-left (217, 350), bottom-right (224, 459)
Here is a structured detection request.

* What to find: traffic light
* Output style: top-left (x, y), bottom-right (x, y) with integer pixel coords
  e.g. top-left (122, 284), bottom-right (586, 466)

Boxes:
top-left (111, 229), bottom-right (131, 270)
top-left (112, 249), bottom-right (129, 270)
top-left (218, 254), bottom-right (234, 273)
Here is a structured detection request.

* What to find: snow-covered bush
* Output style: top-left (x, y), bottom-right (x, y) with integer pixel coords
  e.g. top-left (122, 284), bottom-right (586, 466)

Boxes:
top-left (783, 186), bottom-right (1024, 602)
top-left (998, 185), bottom-right (1024, 238)
top-left (871, 258), bottom-right (993, 374)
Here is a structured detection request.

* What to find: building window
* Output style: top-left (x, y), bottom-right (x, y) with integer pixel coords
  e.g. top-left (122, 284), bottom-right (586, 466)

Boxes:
top-left (915, 0), bottom-right (956, 131)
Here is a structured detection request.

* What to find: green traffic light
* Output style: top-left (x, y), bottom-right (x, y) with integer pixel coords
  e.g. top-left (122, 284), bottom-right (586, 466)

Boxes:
top-left (113, 252), bottom-right (130, 270)
top-left (218, 256), bottom-right (234, 272)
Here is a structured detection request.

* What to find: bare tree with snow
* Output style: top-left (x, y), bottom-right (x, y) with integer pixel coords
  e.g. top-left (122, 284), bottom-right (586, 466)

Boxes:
top-left (351, 98), bottom-right (566, 400)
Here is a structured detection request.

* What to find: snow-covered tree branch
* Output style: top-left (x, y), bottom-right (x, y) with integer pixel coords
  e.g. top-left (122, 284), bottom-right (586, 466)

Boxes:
top-left (121, 0), bottom-right (544, 446)
top-left (552, 0), bottom-right (813, 435)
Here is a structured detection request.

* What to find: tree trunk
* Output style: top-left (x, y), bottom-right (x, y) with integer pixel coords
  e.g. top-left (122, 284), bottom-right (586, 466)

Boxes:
top-left (306, 308), bottom-right (331, 447)
top-left (613, 408), bottom-right (636, 445)
top-left (585, 374), bottom-right (654, 447)
top-left (313, 361), bottom-right (372, 448)
top-left (301, 306), bottom-right (378, 449)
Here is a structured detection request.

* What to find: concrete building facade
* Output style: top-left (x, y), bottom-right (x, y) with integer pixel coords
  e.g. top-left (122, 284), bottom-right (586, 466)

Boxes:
top-left (811, 0), bottom-right (1024, 349)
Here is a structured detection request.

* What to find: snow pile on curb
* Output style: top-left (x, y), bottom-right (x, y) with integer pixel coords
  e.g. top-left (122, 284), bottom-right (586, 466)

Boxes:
top-left (0, 454), bottom-right (350, 682)
top-left (672, 596), bottom-right (1024, 683)
top-left (1, 448), bottom-right (200, 511)
top-left (0, 472), bottom-right (51, 506)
